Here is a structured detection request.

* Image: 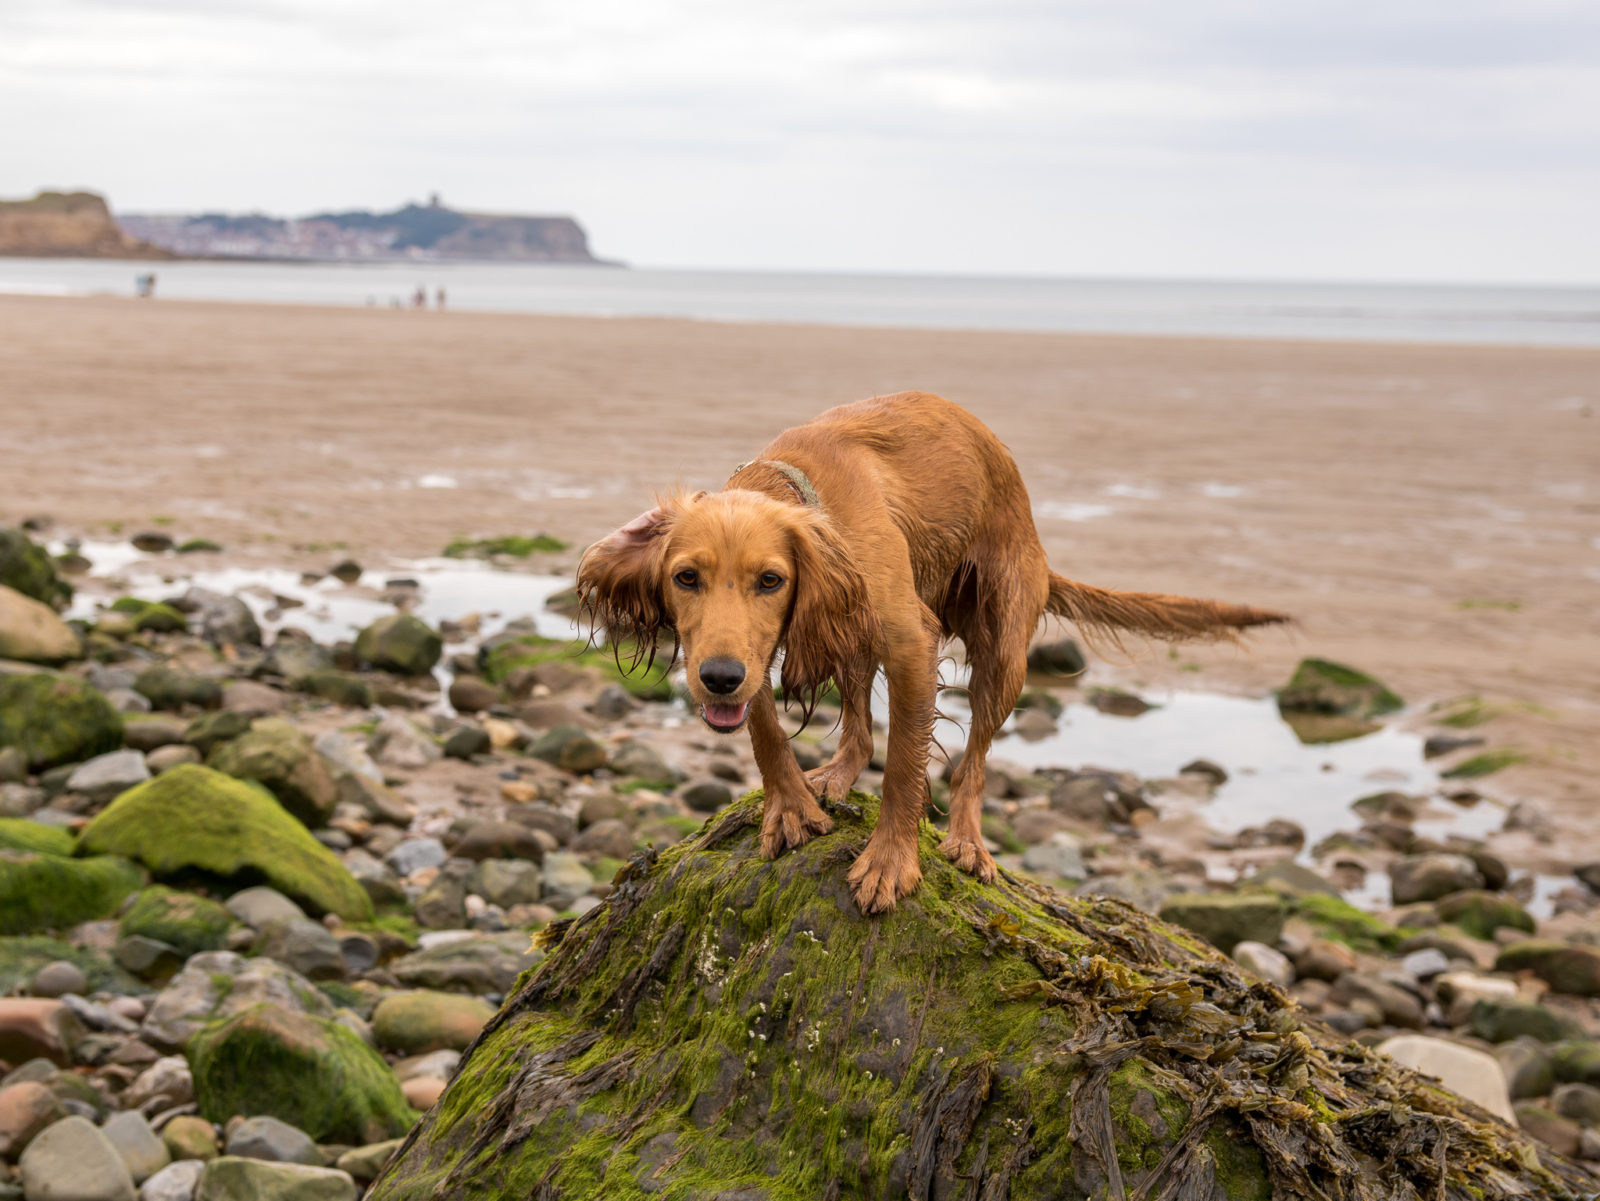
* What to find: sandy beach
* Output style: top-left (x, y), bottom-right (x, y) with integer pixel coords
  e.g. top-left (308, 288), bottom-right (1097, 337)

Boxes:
top-left (3, 292), bottom-right (1597, 856)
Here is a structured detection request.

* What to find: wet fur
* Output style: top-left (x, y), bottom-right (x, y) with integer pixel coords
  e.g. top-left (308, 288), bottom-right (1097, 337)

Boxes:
top-left (578, 392), bottom-right (1288, 913)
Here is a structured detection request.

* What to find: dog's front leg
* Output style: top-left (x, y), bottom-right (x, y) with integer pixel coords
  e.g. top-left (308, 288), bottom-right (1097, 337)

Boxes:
top-left (846, 614), bottom-right (937, 914)
top-left (749, 683), bottom-right (834, 858)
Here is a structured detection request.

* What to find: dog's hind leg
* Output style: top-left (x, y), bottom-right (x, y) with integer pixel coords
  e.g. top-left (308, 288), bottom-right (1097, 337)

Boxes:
top-left (805, 653), bottom-right (877, 802)
top-left (941, 557), bottom-right (1047, 883)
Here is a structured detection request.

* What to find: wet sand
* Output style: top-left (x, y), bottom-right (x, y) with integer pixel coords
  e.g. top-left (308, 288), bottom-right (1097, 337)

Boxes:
top-left (3, 293), bottom-right (1598, 859)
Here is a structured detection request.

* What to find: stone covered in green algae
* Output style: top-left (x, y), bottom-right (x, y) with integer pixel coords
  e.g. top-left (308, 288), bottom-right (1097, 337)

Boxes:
top-left (1277, 658), bottom-right (1403, 720)
top-left (133, 665), bottom-right (223, 711)
top-left (189, 1002), bottom-right (416, 1145)
top-left (0, 818), bottom-right (76, 857)
top-left (354, 615), bottom-right (443, 677)
top-left (0, 851), bottom-right (144, 935)
top-left (1157, 891), bottom-right (1286, 954)
top-left (372, 991), bottom-right (496, 1055)
top-left (107, 597), bottom-right (188, 633)
top-left (76, 764), bottom-right (371, 920)
top-left (480, 632), bottom-right (675, 701)
top-left (0, 672), bottom-right (124, 770)
top-left (0, 527), bottom-right (72, 610)
top-left (1437, 890), bottom-right (1536, 941)
top-left (0, 935), bottom-right (132, 994)
top-left (120, 885), bottom-right (236, 958)
top-left (369, 791), bottom-right (1595, 1201)
top-left (442, 535), bottom-right (569, 559)
top-left (206, 718), bottom-right (338, 827)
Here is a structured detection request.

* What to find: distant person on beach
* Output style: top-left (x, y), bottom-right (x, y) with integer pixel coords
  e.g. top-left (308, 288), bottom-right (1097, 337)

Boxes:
top-left (413, 286), bottom-right (426, 309)
top-left (135, 273), bottom-right (156, 299)
top-left (436, 287), bottom-right (447, 310)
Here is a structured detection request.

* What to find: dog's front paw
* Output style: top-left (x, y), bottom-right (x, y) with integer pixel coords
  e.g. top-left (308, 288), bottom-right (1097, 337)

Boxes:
top-left (760, 790), bottom-right (834, 859)
top-left (846, 838), bottom-right (923, 914)
top-left (938, 835), bottom-right (998, 884)
top-left (805, 760), bottom-right (861, 803)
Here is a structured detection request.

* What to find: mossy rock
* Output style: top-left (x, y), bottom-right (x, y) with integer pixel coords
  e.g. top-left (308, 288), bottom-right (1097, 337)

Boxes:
top-left (0, 817), bottom-right (75, 856)
top-left (368, 791), bottom-right (1593, 1200)
top-left (1495, 942), bottom-right (1600, 998)
top-left (480, 633), bottom-right (674, 701)
top-left (443, 535), bottom-right (569, 559)
top-left (0, 527), bottom-right (72, 610)
top-left (76, 764), bottom-right (372, 920)
top-left (120, 884), bottom-right (236, 958)
top-left (355, 615), bottom-right (443, 677)
top-left (0, 936), bottom-right (134, 994)
top-left (1157, 892), bottom-right (1285, 954)
top-left (107, 598), bottom-right (188, 633)
top-left (1276, 658), bottom-right (1403, 720)
top-left (1437, 891), bottom-right (1536, 941)
top-left (373, 991), bottom-right (496, 1055)
top-left (0, 850), bottom-right (144, 934)
top-left (0, 672), bottom-right (124, 770)
top-left (298, 669), bottom-right (375, 708)
top-left (206, 718), bottom-right (338, 827)
top-left (134, 665), bottom-right (224, 711)
top-left (189, 1002), bottom-right (417, 1144)
top-left (1287, 892), bottom-right (1410, 953)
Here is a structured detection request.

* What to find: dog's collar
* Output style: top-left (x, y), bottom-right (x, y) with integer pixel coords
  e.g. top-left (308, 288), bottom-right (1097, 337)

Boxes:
top-left (729, 459), bottom-right (821, 509)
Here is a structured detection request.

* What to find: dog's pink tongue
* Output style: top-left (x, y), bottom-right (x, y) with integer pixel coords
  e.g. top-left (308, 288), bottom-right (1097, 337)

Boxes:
top-left (704, 700), bottom-right (749, 728)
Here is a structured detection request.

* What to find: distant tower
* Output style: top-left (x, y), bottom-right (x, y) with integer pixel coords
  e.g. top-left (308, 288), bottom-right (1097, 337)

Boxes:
top-left (429, 192), bottom-right (442, 209)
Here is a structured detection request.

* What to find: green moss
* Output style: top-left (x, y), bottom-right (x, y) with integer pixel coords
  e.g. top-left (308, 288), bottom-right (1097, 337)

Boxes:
top-left (368, 791), bottom-right (1586, 1200)
top-left (297, 669), bottom-right (374, 708)
top-left (108, 598), bottom-right (187, 632)
top-left (443, 534), bottom-right (569, 558)
top-left (354, 615), bottom-right (443, 676)
top-left (591, 855), bottom-right (629, 883)
top-left (1456, 598), bottom-right (1521, 611)
top-left (76, 764), bottom-right (371, 920)
top-left (1289, 892), bottom-right (1409, 953)
top-left (189, 1002), bottom-right (417, 1143)
top-left (1442, 749), bottom-right (1527, 779)
top-left (0, 672), bottom-right (124, 770)
top-left (0, 818), bottom-right (75, 856)
top-left (0, 851), bottom-right (144, 934)
top-left (177, 539), bottom-right (223, 554)
top-left (481, 633), bottom-right (675, 701)
top-left (1276, 657), bottom-right (1403, 719)
top-left (120, 884), bottom-right (235, 957)
top-left (0, 527), bottom-right (72, 609)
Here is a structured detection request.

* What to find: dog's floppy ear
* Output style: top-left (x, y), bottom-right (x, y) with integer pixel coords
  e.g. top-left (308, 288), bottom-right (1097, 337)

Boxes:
top-left (577, 500), bottom-right (678, 670)
top-left (780, 509), bottom-right (879, 708)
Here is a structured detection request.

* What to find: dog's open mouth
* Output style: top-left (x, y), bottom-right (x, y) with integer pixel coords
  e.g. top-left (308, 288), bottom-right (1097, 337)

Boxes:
top-left (700, 700), bottom-right (751, 732)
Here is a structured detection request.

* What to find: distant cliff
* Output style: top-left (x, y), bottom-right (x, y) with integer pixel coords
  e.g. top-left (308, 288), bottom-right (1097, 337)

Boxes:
top-left (118, 198), bottom-right (611, 264)
top-left (0, 191), bottom-right (173, 259)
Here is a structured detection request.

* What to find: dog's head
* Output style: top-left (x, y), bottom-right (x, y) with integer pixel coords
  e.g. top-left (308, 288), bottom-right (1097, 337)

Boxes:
top-left (576, 490), bottom-right (875, 733)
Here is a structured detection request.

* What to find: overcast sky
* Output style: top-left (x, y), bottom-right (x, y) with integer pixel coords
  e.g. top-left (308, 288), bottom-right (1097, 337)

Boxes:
top-left (3, 0), bottom-right (1598, 282)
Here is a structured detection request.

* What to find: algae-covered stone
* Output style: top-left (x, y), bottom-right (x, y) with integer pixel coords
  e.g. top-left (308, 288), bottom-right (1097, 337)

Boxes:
top-left (1496, 941), bottom-right (1600, 998)
top-left (298, 670), bottom-right (374, 709)
top-left (369, 792), bottom-right (1594, 1200)
top-left (198, 1156), bottom-right (357, 1201)
top-left (528, 724), bottom-right (606, 774)
top-left (371, 991), bottom-right (494, 1055)
top-left (77, 764), bottom-right (371, 920)
top-left (189, 1003), bottom-right (416, 1144)
top-left (207, 718), bottom-right (338, 827)
top-left (135, 666), bottom-right (224, 712)
top-left (1437, 890), bottom-right (1536, 940)
top-left (0, 671), bottom-right (124, 770)
top-left (0, 936), bottom-right (126, 994)
top-left (0, 851), bottom-right (144, 934)
top-left (354, 615), bottom-right (442, 677)
top-left (1278, 657), bottom-right (1403, 719)
top-left (0, 527), bottom-right (72, 610)
top-left (480, 631), bottom-right (675, 701)
top-left (139, 950), bottom-right (332, 1051)
top-left (0, 817), bottom-right (74, 856)
top-left (1471, 997), bottom-right (1587, 1044)
top-left (1157, 891), bottom-right (1285, 954)
top-left (120, 885), bottom-right (234, 958)
top-left (182, 710), bottom-right (252, 757)
top-left (0, 583), bottom-right (81, 662)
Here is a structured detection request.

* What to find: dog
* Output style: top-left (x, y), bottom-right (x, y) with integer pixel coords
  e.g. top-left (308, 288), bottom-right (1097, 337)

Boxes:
top-left (577, 392), bottom-right (1287, 913)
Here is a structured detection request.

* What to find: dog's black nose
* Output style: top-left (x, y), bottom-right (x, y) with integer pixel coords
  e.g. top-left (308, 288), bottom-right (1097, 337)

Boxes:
top-left (699, 658), bottom-right (746, 695)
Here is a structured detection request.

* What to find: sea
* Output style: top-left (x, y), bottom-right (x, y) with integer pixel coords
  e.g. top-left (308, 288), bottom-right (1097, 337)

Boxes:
top-left (2, 257), bottom-right (1598, 346)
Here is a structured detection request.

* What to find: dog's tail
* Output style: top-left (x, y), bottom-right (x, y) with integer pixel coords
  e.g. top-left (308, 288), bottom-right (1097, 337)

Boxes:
top-left (1046, 572), bottom-right (1289, 645)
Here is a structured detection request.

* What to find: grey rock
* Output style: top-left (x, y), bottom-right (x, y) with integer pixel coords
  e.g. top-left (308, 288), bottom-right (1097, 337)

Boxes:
top-left (679, 779), bottom-right (733, 814)
top-left (446, 677), bottom-right (499, 715)
top-left (223, 1116), bottom-right (321, 1166)
top-left (1232, 940), bottom-right (1295, 988)
top-left (189, 591), bottom-right (261, 650)
top-left (528, 725), bottom-right (606, 774)
top-left (252, 917), bottom-right (347, 981)
top-left (608, 741), bottom-right (681, 785)
top-left (260, 641), bottom-right (333, 684)
top-left (29, 960), bottom-right (89, 998)
top-left (1553, 1082), bottom-right (1600, 1126)
top-left (19, 1114), bottom-right (136, 1201)
top-left (1157, 892), bottom-right (1286, 954)
top-left (220, 680), bottom-right (285, 718)
top-left (588, 685), bottom-right (634, 720)
top-left (541, 852), bottom-right (595, 899)
top-left (1389, 853), bottom-right (1485, 905)
top-left (140, 1159), bottom-right (205, 1201)
top-left (147, 745), bottom-right (202, 773)
top-left (1400, 947), bottom-right (1452, 981)
top-left (414, 875), bottom-right (467, 930)
top-left (225, 887), bottom-right (306, 931)
top-left (1495, 1037), bottom-right (1556, 1099)
top-left (311, 730), bottom-right (383, 784)
top-left (341, 850), bottom-right (405, 908)
top-left (116, 936), bottom-right (184, 981)
top-left (385, 838), bottom-right (447, 878)
top-left (1019, 837), bottom-right (1085, 881)
top-left (571, 818), bottom-right (635, 858)
top-left (66, 750), bottom-right (151, 800)
top-left (1025, 637), bottom-right (1084, 676)
top-left (367, 714), bottom-right (440, 770)
top-left (442, 725), bottom-right (491, 760)
top-left (103, 1110), bottom-right (171, 1184)
top-left (390, 1049), bottom-right (460, 1083)
top-left (466, 859), bottom-right (543, 909)
top-left (122, 718), bottom-right (187, 753)
top-left (124, 1055), bottom-right (193, 1110)
top-left (140, 952), bottom-right (331, 1052)
top-left (390, 933), bottom-right (540, 994)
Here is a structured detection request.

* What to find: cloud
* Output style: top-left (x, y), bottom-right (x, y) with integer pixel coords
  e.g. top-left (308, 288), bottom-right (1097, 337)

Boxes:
top-left (2, 0), bottom-right (1597, 280)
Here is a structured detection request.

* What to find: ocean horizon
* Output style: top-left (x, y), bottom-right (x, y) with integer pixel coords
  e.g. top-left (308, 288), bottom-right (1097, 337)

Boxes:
top-left (3, 256), bottom-right (1598, 347)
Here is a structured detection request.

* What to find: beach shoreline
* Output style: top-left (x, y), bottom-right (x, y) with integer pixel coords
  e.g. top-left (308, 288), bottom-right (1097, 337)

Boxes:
top-left (5, 291), bottom-right (1597, 864)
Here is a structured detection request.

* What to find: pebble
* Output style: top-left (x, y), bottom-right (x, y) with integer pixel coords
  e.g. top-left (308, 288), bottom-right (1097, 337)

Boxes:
top-left (103, 1110), bottom-right (172, 1184)
top-left (224, 1115), bottom-right (322, 1165)
top-left (139, 1159), bottom-right (205, 1201)
top-left (196, 1156), bottom-right (357, 1201)
top-left (29, 960), bottom-right (90, 998)
top-left (385, 838), bottom-right (448, 878)
top-left (1232, 940), bottom-right (1295, 988)
top-left (19, 1114), bottom-right (137, 1201)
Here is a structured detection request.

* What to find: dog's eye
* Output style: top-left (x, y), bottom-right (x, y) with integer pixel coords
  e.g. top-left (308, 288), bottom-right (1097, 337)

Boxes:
top-left (674, 569), bottom-right (699, 590)
top-left (758, 572), bottom-right (784, 592)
